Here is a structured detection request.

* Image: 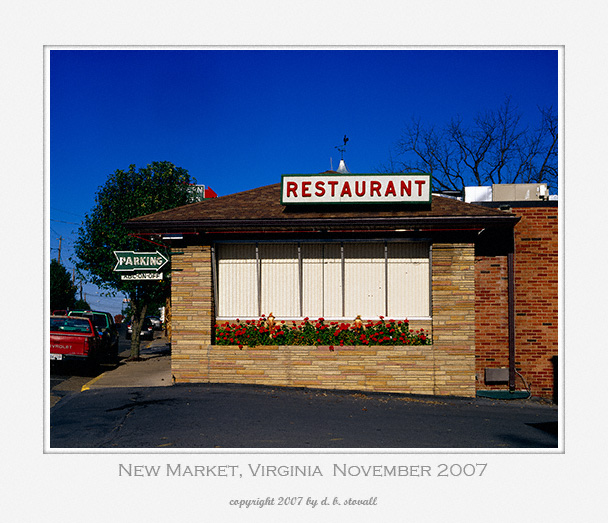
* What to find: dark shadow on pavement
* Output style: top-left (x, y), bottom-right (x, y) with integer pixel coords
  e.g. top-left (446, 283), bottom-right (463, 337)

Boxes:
top-left (526, 421), bottom-right (558, 436)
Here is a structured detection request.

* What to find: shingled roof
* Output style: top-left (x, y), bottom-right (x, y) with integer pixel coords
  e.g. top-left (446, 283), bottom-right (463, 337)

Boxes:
top-left (125, 182), bottom-right (519, 233)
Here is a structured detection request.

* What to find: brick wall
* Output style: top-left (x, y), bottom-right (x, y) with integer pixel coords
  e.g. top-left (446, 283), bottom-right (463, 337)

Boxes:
top-left (513, 205), bottom-right (558, 398)
top-left (475, 255), bottom-right (510, 388)
top-left (475, 204), bottom-right (558, 398)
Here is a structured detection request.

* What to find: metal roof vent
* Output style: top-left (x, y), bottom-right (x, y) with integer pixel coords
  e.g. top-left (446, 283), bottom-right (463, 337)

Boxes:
top-left (336, 158), bottom-right (350, 174)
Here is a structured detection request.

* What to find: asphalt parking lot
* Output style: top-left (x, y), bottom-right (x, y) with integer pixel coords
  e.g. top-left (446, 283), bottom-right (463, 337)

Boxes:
top-left (49, 330), bottom-right (559, 449)
top-left (49, 381), bottom-right (558, 449)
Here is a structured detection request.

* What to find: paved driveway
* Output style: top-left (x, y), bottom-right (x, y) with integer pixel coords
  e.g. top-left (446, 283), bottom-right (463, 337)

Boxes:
top-left (49, 383), bottom-right (558, 449)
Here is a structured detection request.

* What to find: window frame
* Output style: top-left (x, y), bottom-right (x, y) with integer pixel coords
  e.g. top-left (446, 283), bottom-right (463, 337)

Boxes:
top-left (214, 239), bottom-right (432, 321)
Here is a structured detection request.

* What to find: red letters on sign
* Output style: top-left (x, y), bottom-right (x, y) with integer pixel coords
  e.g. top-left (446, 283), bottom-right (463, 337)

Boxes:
top-left (286, 181), bottom-right (298, 197)
top-left (415, 179), bottom-right (426, 196)
top-left (315, 180), bottom-right (325, 196)
top-left (370, 181), bottom-right (381, 196)
top-left (328, 180), bottom-right (339, 197)
top-left (355, 181), bottom-right (366, 197)
top-left (340, 181), bottom-right (352, 197)
top-left (302, 181), bottom-right (311, 197)
top-left (284, 175), bottom-right (429, 202)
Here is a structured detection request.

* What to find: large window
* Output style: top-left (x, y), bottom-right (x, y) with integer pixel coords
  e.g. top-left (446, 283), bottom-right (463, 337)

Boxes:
top-left (216, 241), bottom-right (430, 320)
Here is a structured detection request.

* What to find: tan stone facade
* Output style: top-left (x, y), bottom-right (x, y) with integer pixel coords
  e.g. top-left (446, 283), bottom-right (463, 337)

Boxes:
top-left (431, 243), bottom-right (476, 396)
top-left (170, 242), bottom-right (477, 397)
top-left (182, 343), bottom-right (466, 396)
top-left (170, 244), bottom-right (214, 382)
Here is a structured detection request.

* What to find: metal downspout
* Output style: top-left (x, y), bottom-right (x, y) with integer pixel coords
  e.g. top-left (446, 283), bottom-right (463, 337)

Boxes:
top-left (211, 244), bottom-right (218, 342)
top-left (508, 232), bottom-right (516, 392)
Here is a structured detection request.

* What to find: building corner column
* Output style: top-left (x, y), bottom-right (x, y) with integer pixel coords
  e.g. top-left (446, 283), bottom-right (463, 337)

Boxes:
top-left (431, 242), bottom-right (476, 397)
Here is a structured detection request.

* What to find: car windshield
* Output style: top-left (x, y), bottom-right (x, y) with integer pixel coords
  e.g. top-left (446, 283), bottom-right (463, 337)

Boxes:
top-left (70, 311), bottom-right (108, 330)
top-left (51, 317), bottom-right (93, 334)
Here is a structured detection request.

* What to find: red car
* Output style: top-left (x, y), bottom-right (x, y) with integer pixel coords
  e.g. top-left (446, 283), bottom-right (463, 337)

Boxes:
top-left (50, 315), bottom-right (103, 363)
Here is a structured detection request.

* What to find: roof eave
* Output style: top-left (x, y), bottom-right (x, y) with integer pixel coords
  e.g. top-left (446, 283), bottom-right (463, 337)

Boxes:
top-left (125, 214), bottom-right (520, 233)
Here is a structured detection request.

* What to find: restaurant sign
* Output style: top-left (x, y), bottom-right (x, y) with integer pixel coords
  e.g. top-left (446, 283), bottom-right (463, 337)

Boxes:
top-left (281, 173), bottom-right (431, 205)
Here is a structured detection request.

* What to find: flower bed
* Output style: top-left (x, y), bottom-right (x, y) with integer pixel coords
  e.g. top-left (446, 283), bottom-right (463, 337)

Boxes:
top-left (215, 316), bottom-right (429, 348)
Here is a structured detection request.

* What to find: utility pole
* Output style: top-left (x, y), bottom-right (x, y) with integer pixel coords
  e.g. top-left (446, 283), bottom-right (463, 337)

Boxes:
top-left (57, 236), bottom-right (62, 263)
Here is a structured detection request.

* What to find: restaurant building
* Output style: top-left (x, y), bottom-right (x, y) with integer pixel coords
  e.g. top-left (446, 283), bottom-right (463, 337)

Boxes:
top-left (126, 171), bottom-right (558, 400)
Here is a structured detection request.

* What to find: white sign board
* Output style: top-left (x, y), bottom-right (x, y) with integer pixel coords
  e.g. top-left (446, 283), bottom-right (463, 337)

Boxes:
top-left (121, 272), bottom-right (163, 281)
top-left (281, 174), bottom-right (431, 205)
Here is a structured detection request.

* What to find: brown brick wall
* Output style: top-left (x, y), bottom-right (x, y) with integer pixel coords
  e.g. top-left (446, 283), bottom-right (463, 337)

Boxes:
top-left (513, 206), bottom-right (558, 397)
top-left (475, 256), bottom-right (510, 388)
top-left (475, 205), bottom-right (558, 398)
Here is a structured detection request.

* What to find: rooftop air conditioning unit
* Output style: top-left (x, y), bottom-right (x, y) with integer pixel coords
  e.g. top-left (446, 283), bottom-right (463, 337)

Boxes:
top-left (464, 186), bottom-right (492, 203)
top-left (492, 183), bottom-right (549, 202)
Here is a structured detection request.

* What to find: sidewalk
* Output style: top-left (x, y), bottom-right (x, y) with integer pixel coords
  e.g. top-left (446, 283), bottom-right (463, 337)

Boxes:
top-left (81, 336), bottom-right (172, 391)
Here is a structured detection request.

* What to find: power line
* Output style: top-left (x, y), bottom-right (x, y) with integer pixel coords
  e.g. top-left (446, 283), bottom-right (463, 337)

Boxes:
top-left (51, 218), bottom-right (81, 225)
top-left (51, 207), bottom-right (83, 218)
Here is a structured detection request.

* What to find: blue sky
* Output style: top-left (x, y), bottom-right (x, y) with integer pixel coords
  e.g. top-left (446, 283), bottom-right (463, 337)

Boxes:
top-left (50, 49), bottom-right (558, 316)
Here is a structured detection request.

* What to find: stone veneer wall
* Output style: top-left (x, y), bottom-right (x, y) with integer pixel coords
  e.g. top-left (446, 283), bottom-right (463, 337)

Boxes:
top-left (170, 242), bottom-right (476, 397)
top-left (189, 343), bottom-right (453, 396)
top-left (430, 243), bottom-right (476, 397)
top-left (171, 244), bottom-right (214, 382)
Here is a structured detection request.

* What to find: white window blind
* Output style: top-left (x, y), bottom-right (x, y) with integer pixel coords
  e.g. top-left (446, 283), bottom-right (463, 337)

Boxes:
top-left (216, 244), bottom-right (258, 317)
top-left (344, 243), bottom-right (385, 318)
top-left (260, 243), bottom-right (300, 317)
top-left (217, 242), bottom-right (430, 319)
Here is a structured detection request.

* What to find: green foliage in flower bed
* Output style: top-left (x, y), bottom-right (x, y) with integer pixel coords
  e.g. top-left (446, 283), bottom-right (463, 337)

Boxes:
top-left (215, 316), bottom-right (429, 348)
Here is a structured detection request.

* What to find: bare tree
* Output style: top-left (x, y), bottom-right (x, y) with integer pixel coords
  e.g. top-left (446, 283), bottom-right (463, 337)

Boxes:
top-left (382, 97), bottom-right (558, 193)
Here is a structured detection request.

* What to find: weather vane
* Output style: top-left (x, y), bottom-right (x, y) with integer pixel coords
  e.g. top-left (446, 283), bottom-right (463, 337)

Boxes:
top-left (335, 135), bottom-right (349, 160)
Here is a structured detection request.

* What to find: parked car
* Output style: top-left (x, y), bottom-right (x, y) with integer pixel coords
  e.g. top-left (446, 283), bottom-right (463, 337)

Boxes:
top-left (147, 316), bottom-right (162, 330)
top-left (68, 310), bottom-right (119, 360)
top-left (50, 315), bottom-right (103, 364)
top-left (126, 317), bottom-right (155, 341)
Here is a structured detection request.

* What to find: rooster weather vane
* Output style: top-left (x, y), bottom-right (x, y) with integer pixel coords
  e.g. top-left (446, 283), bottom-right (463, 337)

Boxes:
top-left (335, 135), bottom-right (349, 160)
